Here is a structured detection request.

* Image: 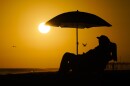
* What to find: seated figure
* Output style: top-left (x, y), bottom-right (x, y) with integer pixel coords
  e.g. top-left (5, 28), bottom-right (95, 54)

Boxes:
top-left (58, 35), bottom-right (117, 74)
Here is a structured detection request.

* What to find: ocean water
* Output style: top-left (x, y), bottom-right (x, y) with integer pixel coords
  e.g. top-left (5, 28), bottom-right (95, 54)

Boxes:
top-left (0, 68), bottom-right (58, 75)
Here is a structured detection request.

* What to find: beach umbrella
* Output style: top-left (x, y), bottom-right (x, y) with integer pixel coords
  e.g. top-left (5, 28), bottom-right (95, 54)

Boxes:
top-left (45, 10), bottom-right (112, 55)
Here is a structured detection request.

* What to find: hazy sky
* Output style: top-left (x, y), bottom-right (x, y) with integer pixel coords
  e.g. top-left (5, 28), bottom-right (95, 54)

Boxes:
top-left (0, 0), bottom-right (130, 68)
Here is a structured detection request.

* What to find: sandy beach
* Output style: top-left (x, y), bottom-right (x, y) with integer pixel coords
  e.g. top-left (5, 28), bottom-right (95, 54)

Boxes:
top-left (0, 70), bottom-right (130, 85)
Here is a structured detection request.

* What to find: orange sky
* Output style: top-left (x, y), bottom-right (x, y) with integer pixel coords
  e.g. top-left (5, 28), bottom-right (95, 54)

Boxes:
top-left (0, 0), bottom-right (130, 68)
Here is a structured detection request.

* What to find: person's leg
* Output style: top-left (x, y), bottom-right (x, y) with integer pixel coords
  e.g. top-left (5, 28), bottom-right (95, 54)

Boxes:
top-left (58, 52), bottom-right (75, 73)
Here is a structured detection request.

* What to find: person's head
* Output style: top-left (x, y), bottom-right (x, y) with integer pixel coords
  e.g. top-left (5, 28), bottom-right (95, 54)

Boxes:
top-left (97, 35), bottom-right (110, 46)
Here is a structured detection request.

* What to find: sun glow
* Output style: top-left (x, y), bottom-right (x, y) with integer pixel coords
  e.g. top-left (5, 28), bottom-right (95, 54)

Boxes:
top-left (38, 22), bottom-right (50, 33)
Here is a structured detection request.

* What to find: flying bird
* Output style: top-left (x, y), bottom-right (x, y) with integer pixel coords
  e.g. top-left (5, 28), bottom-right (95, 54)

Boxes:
top-left (12, 45), bottom-right (16, 48)
top-left (82, 43), bottom-right (87, 47)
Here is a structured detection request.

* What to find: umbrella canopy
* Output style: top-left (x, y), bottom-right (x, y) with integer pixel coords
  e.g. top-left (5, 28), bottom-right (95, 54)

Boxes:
top-left (45, 10), bottom-right (112, 54)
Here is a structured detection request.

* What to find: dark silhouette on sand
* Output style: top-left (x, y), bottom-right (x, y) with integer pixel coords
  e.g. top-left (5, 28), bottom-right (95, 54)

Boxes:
top-left (58, 35), bottom-right (117, 74)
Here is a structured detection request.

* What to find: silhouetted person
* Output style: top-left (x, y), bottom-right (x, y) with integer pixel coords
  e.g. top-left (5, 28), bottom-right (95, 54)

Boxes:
top-left (58, 35), bottom-right (117, 74)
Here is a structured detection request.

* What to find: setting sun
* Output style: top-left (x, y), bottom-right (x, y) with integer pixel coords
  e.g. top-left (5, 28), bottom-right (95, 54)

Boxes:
top-left (38, 22), bottom-right (50, 33)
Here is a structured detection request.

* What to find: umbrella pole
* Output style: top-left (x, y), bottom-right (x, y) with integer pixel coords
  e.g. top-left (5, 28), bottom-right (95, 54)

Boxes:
top-left (76, 27), bottom-right (78, 55)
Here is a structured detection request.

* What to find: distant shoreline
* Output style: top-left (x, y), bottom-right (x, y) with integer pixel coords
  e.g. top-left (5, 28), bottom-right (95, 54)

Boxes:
top-left (0, 68), bottom-right (58, 75)
top-left (1, 62), bottom-right (130, 75)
